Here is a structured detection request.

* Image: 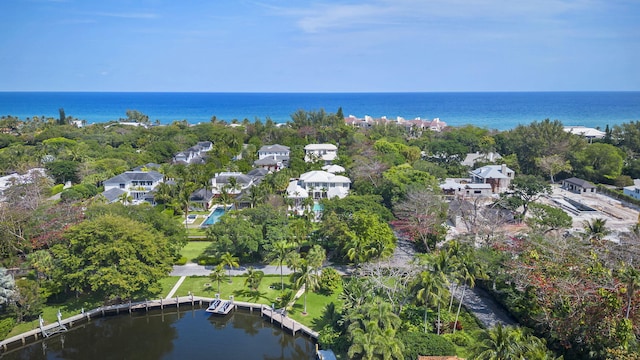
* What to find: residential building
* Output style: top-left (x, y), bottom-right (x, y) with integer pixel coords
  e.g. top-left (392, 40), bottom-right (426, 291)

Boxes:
top-left (469, 164), bottom-right (515, 193)
top-left (564, 126), bottom-right (606, 141)
top-left (562, 177), bottom-right (596, 194)
top-left (102, 170), bottom-right (164, 204)
top-left (440, 178), bottom-right (493, 198)
top-left (255, 144), bottom-right (290, 171)
top-left (211, 172), bottom-right (254, 195)
top-left (322, 164), bottom-right (345, 174)
top-left (172, 141), bottom-right (213, 165)
top-left (623, 179), bottom-right (640, 200)
top-left (304, 144), bottom-right (338, 164)
top-left (462, 152), bottom-right (502, 167)
top-left (288, 170), bottom-right (351, 200)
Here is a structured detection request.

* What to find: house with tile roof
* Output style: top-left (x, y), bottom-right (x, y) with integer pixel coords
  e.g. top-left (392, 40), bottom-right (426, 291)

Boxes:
top-left (172, 141), bottom-right (213, 165)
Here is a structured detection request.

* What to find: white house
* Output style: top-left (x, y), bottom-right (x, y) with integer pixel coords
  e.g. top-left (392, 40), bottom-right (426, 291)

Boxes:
top-left (291, 170), bottom-right (351, 199)
top-left (102, 170), bottom-right (164, 204)
top-left (211, 172), bottom-right (254, 195)
top-left (304, 144), bottom-right (338, 164)
top-left (0, 168), bottom-right (48, 201)
top-left (172, 141), bottom-right (213, 165)
top-left (624, 179), bottom-right (640, 200)
top-left (469, 164), bottom-right (515, 193)
top-left (254, 144), bottom-right (290, 171)
top-left (562, 177), bottom-right (597, 195)
top-left (322, 164), bottom-right (345, 174)
top-left (564, 126), bottom-right (606, 141)
top-left (440, 178), bottom-right (493, 198)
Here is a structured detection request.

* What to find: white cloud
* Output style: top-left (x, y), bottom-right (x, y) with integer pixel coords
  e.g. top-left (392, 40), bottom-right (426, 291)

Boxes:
top-left (263, 0), bottom-right (600, 34)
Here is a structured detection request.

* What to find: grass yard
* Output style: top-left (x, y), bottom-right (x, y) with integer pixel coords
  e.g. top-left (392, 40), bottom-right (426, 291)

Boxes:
top-left (179, 241), bottom-right (213, 263)
top-left (174, 275), bottom-right (297, 305)
top-left (288, 284), bottom-right (343, 329)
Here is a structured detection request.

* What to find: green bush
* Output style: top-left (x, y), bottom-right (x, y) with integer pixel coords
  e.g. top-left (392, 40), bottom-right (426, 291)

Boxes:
top-left (175, 256), bottom-right (188, 265)
top-left (0, 317), bottom-right (15, 340)
top-left (318, 267), bottom-right (342, 295)
top-left (50, 184), bottom-right (64, 196)
top-left (443, 331), bottom-right (471, 347)
top-left (318, 325), bottom-right (349, 353)
top-left (399, 331), bottom-right (456, 360)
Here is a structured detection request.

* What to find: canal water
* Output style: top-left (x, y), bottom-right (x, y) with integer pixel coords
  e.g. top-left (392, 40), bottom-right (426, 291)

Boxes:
top-left (1, 309), bottom-right (316, 359)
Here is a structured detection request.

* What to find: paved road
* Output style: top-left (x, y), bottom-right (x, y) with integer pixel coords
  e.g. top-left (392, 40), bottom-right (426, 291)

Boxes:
top-left (170, 262), bottom-right (351, 277)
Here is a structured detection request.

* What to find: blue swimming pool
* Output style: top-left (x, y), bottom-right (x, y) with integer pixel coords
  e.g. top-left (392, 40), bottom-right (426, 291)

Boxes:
top-left (313, 203), bottom-right (324, 211)
top-left (201, 207), bottom-right (227, 226)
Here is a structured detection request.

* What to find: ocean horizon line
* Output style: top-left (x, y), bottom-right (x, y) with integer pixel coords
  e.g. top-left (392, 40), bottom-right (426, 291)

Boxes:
top-left (1, 90), bottom-right (638, 94)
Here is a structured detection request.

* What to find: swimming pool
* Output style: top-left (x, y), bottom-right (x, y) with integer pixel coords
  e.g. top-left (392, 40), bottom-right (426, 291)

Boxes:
top-left (313, 203), bottom-right (324, 212)
top-left (201, 207), bottom-right (227, 227)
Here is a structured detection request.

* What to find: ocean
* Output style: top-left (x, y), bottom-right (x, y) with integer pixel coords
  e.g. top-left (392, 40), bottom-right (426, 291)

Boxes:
top-left (0, 92), bottom-right (638, 131)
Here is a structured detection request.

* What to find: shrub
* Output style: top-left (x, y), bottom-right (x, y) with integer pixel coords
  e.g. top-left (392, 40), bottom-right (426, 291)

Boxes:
top-left (175, 256), bottom-right (188, 265)
top-left (399, 331), bottom-right (456, 360)
top-left (318, 268), bottom-right (342, 295)
top-left (0, 317), bottom-right (15, 340)
top-left (443, 331), bottom-right (471, 347)
top-left (50, 184), bottom-right (64, 196)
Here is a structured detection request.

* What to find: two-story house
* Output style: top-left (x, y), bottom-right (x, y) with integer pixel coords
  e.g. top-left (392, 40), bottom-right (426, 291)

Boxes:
top-left (254, 144), bottom-right (290, 171)
top-left (172, 141), bottom-right (213, 165)
top-left (304, 144), bottom-right (337, 164)
top-left (469, 164), bottom-right (515, 193)
top-left (102, 170), bottom-right (164, 204)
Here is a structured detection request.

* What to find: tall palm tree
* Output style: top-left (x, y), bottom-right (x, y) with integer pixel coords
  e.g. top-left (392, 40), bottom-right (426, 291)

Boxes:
top-left (220, 252), bottom-right (239, 283)
top-left (348, 320), bottom-right (382, 360)
top-left (267, 240), bottom-right (294, 292)
top-left (306, 244), bottom-right (326, 276)
top-left (432, 250), bottom-right (453, 334)
top-left (295, 259), bottom-right (319, 315)
top-left (413, 268), bottom-right (447, 333)
top-left (209, 263), bottom-right (225, 294)
top-left (118, 192), bottom-right (133, 205)
top-left (618, 262), bottom-right (640, 319)
top-left (454, 253), bottom-right (485, 333)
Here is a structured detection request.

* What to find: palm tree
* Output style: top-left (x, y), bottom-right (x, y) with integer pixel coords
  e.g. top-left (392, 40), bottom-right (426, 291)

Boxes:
top-left (268, 240), bottom-right (294, 292)
top-left (472, 323), bottom-right (526, 360)
top-left (413, 268), bottom-right (447, 333)
top-left (454, 253), bottom-right (485, 333)
top-left (432, 250), bottom-right (453, 334)
top-left (118, 192), bottom-right (133, 205)
top-left (348, 320), bottom-right (382, 360)
top-left (209, 264), bottom-right (225, 294)
top-left (244, 267), bottom-right (263, 291)
top-left (306, 244), bottom-right (326, 276)
top-left (618, 262), bottom-right (640, 319)
top-left (582, 218), bottom-right (611, 244)
top-left (295, 259), bottom-right (319, 315)
top-left (220, 252), bottom-right (239, 283)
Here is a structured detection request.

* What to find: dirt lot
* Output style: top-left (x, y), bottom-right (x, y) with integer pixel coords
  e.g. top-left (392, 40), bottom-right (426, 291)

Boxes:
top-left (540, 184), bottom-right (639, 237)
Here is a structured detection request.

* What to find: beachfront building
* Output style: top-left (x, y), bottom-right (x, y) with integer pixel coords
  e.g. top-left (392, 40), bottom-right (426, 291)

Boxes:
top-left (102, 170), bottom-right (164, 204)
top-left (469, 164), bottom-right (515, 194)
top-left (304, 144), bottom-right (338, 164)
top-left (564, 126), bottom-right (606, 142)
top-left (562, 177), bottom-right (597, 195)
top-left (623, 179), bottom-right (640, 200)
top-left (344, 115), bottom-right (447, 133)
top-left (254, 144), bottom-right (290, 171)
top-left (172, 141), bottom-right (213, 165)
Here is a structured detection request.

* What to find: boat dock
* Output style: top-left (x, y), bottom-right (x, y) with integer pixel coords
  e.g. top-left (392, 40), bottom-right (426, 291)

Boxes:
top-left (0, 295), bottom-right (317, 353)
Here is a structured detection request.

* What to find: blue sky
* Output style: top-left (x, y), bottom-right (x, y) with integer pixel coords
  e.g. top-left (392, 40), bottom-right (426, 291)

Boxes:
top-left (1, 0), bottom-right (638, 92)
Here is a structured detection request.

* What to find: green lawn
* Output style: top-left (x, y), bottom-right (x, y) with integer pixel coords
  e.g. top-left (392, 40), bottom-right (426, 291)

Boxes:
top-left (174, 275), bottom-right (296, 305)
top-left (179, 241), bottom-right (213, 263)
top-left (288, 285), bottom-right (343, 329)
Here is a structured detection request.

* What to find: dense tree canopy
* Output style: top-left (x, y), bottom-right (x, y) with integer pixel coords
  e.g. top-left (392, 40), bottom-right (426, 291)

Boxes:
top-left (51, 214), bottom-right (173, 300)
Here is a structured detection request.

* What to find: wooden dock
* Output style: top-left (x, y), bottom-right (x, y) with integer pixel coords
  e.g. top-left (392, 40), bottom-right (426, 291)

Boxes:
top-left (0, 295), bottom-right (318, 353)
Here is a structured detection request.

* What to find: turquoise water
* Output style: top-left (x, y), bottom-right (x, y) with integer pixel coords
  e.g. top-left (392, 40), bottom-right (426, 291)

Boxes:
top-left (1, 92), bottom-right (639, 130)
top-left (312, 203), bottom-right (324, 211)
top-left (201, 207), bottom-right (226, 226)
